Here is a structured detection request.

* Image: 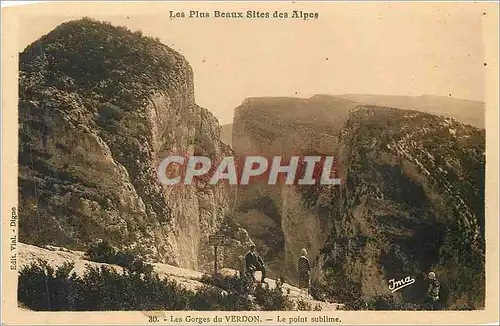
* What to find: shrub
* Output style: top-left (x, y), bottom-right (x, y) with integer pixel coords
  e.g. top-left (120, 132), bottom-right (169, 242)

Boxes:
top-left (200, 273), bottom-right (306, 311)
top-left (296, 298), bottom-right (312, 311)
top-left (85, 242), bottom-right (116, 263)
top-left (310, 280), bottom-right (327, 302)
top-left (200, 273), bottom-right (247, 295)
top-left (19, 260), bottom-right (318, 311)
top-left (191, 285), bottom-right (226, 311)
top-left (19, 260), bottom-right (196, 311)
top-left (85, 241), bottom-right (153, 275)
top-left (253, 283), bottom-right (295, 311)
top-left (18, 260), bottom-right (76, 311)
top-left (18, 261), bottom-right (275, 311)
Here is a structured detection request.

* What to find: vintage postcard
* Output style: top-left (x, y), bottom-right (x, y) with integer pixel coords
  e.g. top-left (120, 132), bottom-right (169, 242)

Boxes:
top-left (1, 1), bottom-right (499, 325)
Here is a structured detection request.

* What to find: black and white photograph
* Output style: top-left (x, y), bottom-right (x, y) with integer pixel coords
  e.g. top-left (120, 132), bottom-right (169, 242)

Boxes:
top-left (1, 1), bottom-right (499, 325)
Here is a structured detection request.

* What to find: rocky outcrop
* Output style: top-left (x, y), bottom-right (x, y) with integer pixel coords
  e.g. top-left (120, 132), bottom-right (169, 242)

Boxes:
top-left (18, 18), bottom-right (485, 309)
top-left (232, 96), bottom-right (353, 156)
top-left (220, 123), bottom-right (233, 147)
top-left (18, 18), bottom-right (245, 271)
top-left (231, 95), bottom-right (485, 308)
top-left (222, 94), bottom-right (484, 148)
top-left (315, 107), bottom-right (485, 308)
top-left (231, 96), bottom-right (357, 281)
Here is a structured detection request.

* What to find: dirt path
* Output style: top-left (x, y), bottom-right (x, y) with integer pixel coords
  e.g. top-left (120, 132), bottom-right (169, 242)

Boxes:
top-left (18, 243), bottom-right (343, 311)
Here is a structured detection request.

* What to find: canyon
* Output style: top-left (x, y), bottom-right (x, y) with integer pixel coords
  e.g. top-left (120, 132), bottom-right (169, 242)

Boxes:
top-left (18, 18), bottom-right (485, 309)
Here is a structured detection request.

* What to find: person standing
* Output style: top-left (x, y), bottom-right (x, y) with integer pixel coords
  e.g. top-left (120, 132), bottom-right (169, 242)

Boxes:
top-left (426, 271), bottom-right (441, 310)
top-left (298, 248), bottom-right (311, 297)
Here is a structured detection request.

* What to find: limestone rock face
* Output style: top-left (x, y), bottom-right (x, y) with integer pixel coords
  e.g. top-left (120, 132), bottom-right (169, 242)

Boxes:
top-left (315, 107), bottom-right (485, 308)
top-left (18, 18), bottom-right (245, 271)
top-left (231, 96), bottom-right (485, 308)
top-left (17, 18), bottom-right (486, 309)
top-left (231, 96), bottom-right (357, 280)
top-left (220, 123), bottom-right (233, 147)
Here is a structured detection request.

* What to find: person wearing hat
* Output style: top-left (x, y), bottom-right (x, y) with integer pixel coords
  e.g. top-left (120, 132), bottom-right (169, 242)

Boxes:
top-left (244, 244), bottom-right (266, 283)
top-left (426, 271), bottom-right (440, 309)
top-left (298, 248), bottom-right (311, 297)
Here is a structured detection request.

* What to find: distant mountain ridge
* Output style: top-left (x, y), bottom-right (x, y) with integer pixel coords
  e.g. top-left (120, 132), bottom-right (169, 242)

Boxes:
top-left (220, 94), bottom-right (484, 147)
top-left (18, 18), bottom-right (250, 272)
top-left (336, 94), bottom-right (484, 128)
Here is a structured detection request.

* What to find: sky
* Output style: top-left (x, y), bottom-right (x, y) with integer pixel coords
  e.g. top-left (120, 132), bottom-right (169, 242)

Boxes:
top-left (14, 2), bottom-right (487, 125)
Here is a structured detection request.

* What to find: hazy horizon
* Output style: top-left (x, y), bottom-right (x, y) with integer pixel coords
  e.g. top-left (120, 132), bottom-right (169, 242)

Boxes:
top-left (17, 3), bottom-right (486, 124)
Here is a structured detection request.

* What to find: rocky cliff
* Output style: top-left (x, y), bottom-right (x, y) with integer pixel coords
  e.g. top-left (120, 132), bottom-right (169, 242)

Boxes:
top-left (315, 106), bottom-right (485, 308)
top-left (231, 97), bottom-right (485, 308)
top-left (18, 18), bottom-right (485, 309)
top-left (18, 18), bottom-right (249, 271)
top-left (231, 96), bottom-right (358, 280)
top-left (220, 123), bottom-right (233, 147)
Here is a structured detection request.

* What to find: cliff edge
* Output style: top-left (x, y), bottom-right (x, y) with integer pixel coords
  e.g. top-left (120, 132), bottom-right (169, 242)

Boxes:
top-left (18, 18), bottom-right (248, 271)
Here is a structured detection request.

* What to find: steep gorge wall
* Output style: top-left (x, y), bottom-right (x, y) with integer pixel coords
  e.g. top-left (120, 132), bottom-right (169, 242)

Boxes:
top-left (231, 96), bottom-right (356, 281)
top-left (314, 107), bottom-right (485, 308)
top-left (18, 18), bottom-right (248, 272)
top-left (231, 97), bottom-right (485, 308)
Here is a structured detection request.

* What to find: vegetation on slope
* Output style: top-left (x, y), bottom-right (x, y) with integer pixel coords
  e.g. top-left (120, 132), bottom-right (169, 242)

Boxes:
top-left (309, 107), bottom-right (485, 309)
top-left (18, 17), bottom-right (193, 249)
top-left (18, 245), bottom-right (320, 311)
top-left (20, 17), bottom-right (189, 110)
